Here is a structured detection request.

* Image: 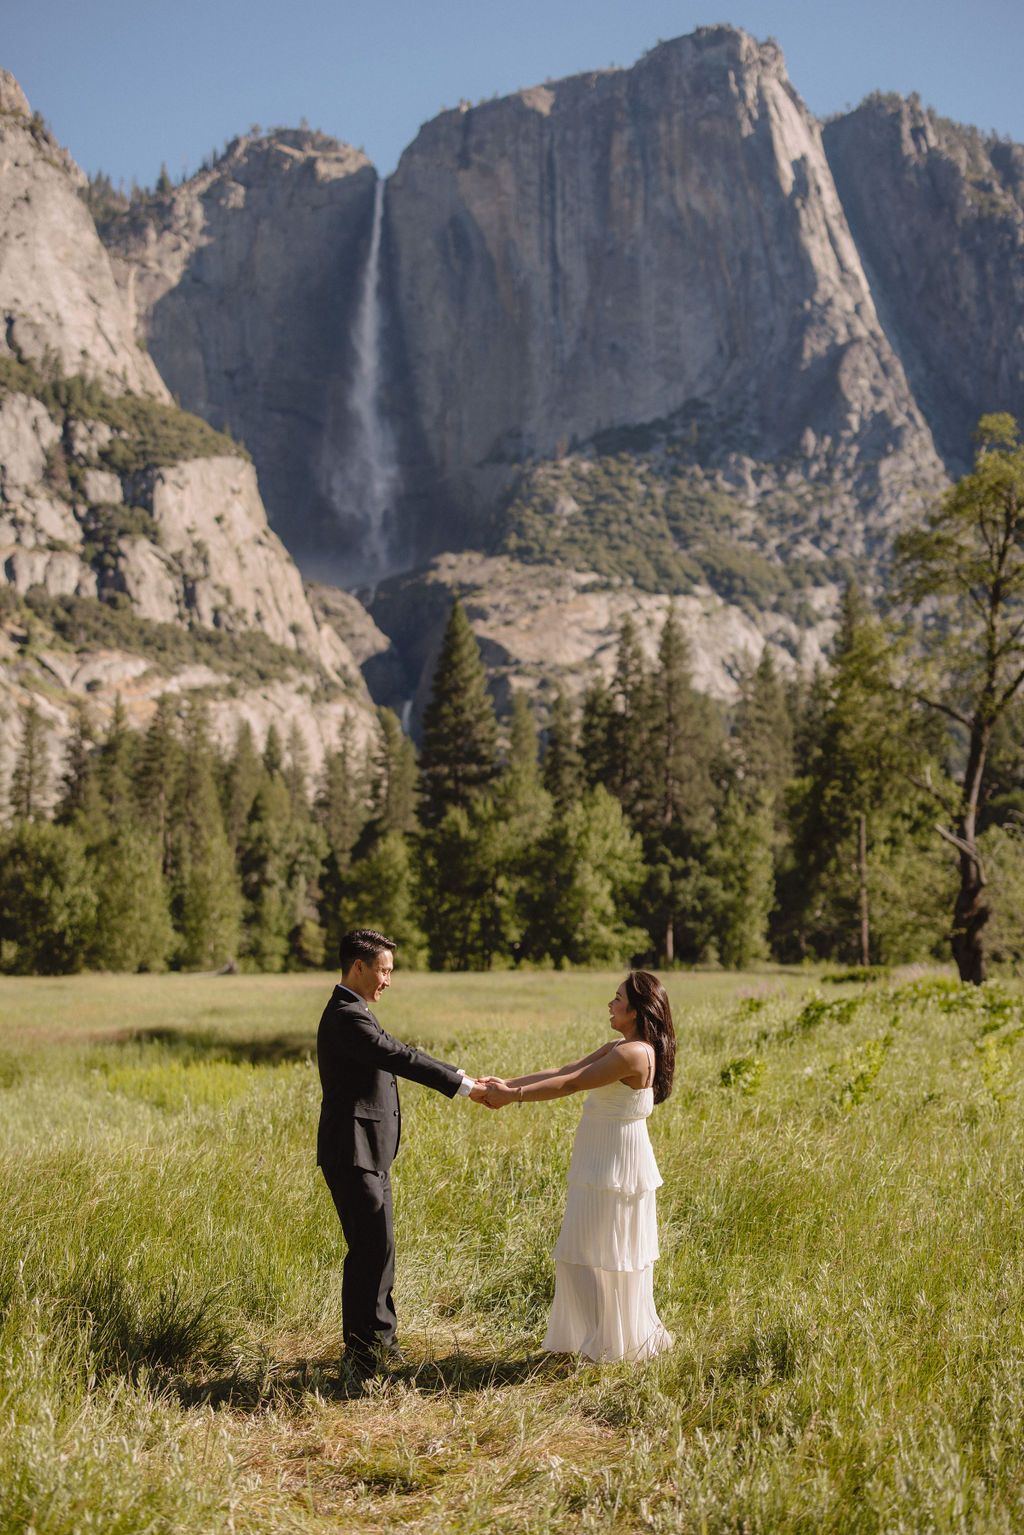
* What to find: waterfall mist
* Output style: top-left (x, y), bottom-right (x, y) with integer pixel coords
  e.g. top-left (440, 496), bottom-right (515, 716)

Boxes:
top-left (326, 177), bottom-right (402, 589)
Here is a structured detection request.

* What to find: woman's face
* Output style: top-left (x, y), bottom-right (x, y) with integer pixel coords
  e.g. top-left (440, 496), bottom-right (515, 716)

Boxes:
top-left (608, 981), bottom-right (638, 1039)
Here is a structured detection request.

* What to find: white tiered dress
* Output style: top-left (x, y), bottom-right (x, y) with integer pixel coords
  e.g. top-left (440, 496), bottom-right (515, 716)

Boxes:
top-left (542, 1079), bottom-right (672, 1362)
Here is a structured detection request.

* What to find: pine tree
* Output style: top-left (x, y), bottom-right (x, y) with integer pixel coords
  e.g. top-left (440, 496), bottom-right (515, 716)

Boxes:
top-left (731, 649), bottom-right (795, 815)
top-left (10, 700), bottom-right (50, 822)
top-left (263, 722), bottom-right (284, 777)
top-left (579, 678), bottom-right (616, 789)
top-left (284, 720), bottom-right (312, 816)
top-left (339, 832), bottom-right (425, 965)
top-left (172, 700), bottom-right (242, 969)
top-left (56, 700), bottom-right (101, 828)
top-left (508, 691), bottom-right (540, 777)
top-left (522, 786), bottom-right (647, 967)
top-left (222, 720), bottom-right (263, 855)
top-left (419, 600), bottom-right (499, 827)
top-left (315, 737), bottom-right (368, 870)
top-left (97, 695), bottom-right (134, 824)
top-left (895, 414), bottom-right (1024, 982)
top-left (369, 708), bottom-right (418, 836)
top-left (786, 584), bottom-right (945, 965)
top-left (638, 610), bottom-right (723, 962)
top-left (641, 609), bottom-right (721, 840)
top-left (89, 824), bottom-right (175, 972)
top-left (708, 790), bottom-right (775, 968)
top-left (240, 771), bottom-right (326, 971)
top-left (542, 690), bottom-right (583, 810)
top-left (606, 616), bottom-right (650, 816)
top-left (134, 694), bottom-right (182, 870)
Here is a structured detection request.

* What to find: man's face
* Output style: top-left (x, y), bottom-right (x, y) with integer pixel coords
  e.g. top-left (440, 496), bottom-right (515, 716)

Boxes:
top-left (354, 949), bottom-right (393, 1003)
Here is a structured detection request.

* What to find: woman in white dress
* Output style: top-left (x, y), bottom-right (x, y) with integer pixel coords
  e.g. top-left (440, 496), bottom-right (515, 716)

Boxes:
top-left (483, 971), bottom-right (674, 1362)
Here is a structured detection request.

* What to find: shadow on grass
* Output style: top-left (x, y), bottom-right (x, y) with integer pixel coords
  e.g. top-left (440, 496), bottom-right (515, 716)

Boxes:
top-left (169, 1350), bottom-right (567, 1409)
top-left (109, 1027), bottom-right (316, 1066)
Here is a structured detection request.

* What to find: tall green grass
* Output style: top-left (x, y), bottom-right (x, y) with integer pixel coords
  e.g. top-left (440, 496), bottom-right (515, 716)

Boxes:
top-left (1, 969), bottom-right (1023, 1531)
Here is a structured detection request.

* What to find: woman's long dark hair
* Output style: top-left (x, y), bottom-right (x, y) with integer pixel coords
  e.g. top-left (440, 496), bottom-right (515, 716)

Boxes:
top-left (625, 970), bottom-right (675, 1104)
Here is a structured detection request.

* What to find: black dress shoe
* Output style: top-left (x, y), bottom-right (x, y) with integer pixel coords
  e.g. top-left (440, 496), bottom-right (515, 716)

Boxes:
top-left (375, 1343), bottom-right (408, 1368)
top-left (344, 1341), bottom-right (407, 1376)
top-left (343, 1346), bottom-right (375, 1378)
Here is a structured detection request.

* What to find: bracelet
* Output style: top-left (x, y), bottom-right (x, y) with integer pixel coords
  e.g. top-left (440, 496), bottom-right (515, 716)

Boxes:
top-left (517, 1084), bottom-right (524, 1103)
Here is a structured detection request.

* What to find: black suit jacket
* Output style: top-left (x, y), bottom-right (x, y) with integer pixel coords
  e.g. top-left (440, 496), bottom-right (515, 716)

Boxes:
top-left (316, 985), bottom-right (463, 1174)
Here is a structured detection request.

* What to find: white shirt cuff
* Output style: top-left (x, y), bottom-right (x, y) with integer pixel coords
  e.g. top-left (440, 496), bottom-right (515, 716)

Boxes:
top-left (456, 1072), bottom-right (476, 1096)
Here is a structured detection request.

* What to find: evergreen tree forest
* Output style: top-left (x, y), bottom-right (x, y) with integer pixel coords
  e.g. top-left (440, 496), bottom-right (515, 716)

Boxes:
top-left (4, 419), bottom-right (1024, 980)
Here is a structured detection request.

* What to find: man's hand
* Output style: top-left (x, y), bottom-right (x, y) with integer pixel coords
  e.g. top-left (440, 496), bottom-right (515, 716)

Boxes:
top-left (473, 1076), bottom-right (511, 1107)
top-left (480, 1076), bottom-right (517, 1107)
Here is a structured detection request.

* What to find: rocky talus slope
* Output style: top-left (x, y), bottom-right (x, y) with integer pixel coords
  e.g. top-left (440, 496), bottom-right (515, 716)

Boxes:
top-left (0, 73), bottom-right (378, 801)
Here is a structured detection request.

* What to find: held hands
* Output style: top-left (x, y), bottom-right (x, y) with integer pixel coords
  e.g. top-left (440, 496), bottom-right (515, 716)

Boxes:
top-left (477, 1076), bottom-right (518, 1108)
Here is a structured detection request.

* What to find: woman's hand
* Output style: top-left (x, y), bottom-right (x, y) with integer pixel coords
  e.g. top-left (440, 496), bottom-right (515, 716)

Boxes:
top-left (478, 1076), bottom-right (516, 1108)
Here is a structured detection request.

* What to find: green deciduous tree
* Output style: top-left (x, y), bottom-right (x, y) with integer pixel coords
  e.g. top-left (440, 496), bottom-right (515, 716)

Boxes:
top-left (523, 785), bottom-right (647, 967)
top-left (0, 820), bottom-right (96, 973)
top-left (896, 414), bottom-right (1024, 982)
top-left (417, 771), bottom-right (554, 972)
top-left (339, 831), bottom-right (425, 966)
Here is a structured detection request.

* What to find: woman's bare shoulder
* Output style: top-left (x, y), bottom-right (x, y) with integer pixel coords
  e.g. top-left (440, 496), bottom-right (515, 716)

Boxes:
top-left (612, 1039), bottom-right (653, 1061)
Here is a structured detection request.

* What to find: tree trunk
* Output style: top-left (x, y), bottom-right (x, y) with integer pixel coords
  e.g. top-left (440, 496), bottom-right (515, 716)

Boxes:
top-left (857, 812), bottom-right (869, 967)
top-left (664, 916), bottom-right (674, 965)
top-left (951, 846), bottom-right (988, 984)
top-left (950, 724), bottom-right (990, 985)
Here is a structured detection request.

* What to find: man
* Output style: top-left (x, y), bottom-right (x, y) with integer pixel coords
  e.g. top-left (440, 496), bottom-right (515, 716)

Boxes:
top-left (316, 927), bottom-right (488, 1376)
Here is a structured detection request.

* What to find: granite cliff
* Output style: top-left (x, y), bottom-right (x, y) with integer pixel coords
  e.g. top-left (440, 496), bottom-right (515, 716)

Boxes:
top-left (9, 27), bottom-right (1024, 737)
top-left (823, 94), bottom-right (1024, 470)
top-left (385, 28), bottom-right (944, 545)
top-left (103, 130), bottom-right (378, 575)
top-left (0, 72), bottom-right (378, 802)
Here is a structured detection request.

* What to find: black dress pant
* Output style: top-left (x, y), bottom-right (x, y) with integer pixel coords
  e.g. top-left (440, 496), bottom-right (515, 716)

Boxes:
top-left (322, 1165), bottom-right (397, 1355)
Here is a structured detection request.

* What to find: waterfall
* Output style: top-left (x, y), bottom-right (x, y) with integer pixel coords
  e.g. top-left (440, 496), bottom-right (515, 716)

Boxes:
top-left (333, 176), bottom-right (400, 586)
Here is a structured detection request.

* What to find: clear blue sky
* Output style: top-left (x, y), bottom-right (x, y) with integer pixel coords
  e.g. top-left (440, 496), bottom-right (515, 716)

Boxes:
top-left (5, 0), bottom-right (1022, 191)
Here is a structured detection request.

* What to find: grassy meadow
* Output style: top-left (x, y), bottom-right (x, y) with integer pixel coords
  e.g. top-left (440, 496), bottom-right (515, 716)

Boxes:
top-left (1, 966), bottom-right (1024, 1532)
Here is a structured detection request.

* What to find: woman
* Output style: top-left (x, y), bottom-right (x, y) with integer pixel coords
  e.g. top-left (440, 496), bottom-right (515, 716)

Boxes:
top-left (483, 971), bottom-right (674, 1362)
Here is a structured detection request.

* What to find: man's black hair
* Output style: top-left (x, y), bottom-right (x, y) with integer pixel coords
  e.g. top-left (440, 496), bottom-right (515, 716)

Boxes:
top-left (338, 928), bottom-right (397, 973)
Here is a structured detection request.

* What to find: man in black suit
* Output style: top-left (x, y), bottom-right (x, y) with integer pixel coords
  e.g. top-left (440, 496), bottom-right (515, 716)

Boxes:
top-left (317, 927), bottom-right (488, 1375)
